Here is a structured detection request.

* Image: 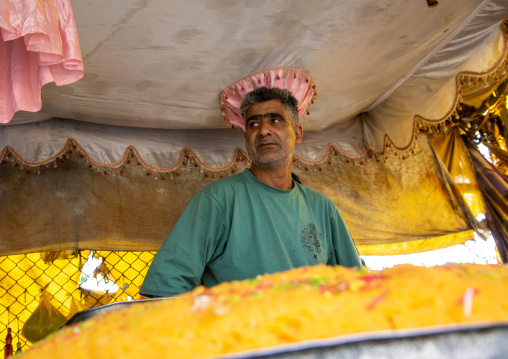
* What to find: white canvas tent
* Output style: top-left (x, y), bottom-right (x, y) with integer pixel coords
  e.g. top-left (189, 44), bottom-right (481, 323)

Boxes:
top-left (1, 0), bottom-right (508, 257)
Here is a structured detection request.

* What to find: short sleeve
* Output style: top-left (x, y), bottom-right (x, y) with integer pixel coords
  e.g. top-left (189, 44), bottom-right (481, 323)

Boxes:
top-left (140, 191), bottom-right (227, 297)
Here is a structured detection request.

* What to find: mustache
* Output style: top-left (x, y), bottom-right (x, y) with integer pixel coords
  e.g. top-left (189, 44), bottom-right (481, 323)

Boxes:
top-left (255, 138), bottom-right (281, 147)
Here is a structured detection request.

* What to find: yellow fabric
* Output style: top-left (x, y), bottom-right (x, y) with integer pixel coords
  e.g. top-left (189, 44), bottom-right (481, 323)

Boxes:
top-left (429, 128), bottom-right (486, 219)
top-left (356, 130), bottom-right (486, 256)
top-left (0, 134), bottom-right (480, 254)
top-left (297, 136), bottom-right (475, 246)
top-left (357, 230), bottom-right (475, 256)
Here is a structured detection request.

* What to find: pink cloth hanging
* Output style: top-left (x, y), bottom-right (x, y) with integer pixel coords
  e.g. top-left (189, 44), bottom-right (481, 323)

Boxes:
top-left (0, 0), bottom-right (84, 123)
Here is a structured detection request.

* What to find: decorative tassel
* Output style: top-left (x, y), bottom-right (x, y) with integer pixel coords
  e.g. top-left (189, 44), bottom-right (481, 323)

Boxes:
top-left (4, 327), bottom-right (13, 358)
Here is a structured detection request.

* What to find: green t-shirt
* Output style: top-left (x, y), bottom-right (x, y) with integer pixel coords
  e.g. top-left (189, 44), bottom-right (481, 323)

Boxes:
top-left (140, 170), bottom-right (361, 297)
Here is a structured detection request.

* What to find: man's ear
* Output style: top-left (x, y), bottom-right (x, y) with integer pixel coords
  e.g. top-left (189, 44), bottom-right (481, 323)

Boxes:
top-left (294, 125), bottom-right (303, 144)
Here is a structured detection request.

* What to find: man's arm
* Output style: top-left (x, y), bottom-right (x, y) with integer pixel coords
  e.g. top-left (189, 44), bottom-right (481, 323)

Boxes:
top-left (139, 191), bottom-right (226, 297)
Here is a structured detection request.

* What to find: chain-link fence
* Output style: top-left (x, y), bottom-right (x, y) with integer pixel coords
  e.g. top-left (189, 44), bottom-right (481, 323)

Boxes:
top-left (0, 250), bottom-right (155, 352)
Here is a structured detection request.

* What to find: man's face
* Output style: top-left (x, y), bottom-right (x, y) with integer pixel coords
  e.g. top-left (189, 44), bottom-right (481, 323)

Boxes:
top-left (244, 99), bottom-right (303, 171)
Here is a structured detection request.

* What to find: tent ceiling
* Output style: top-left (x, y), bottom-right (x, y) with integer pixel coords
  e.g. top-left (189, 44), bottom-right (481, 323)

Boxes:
top-left (7, 0), bottom-right (504, 138)
top-left (1, 0), bottom-right (506, 255)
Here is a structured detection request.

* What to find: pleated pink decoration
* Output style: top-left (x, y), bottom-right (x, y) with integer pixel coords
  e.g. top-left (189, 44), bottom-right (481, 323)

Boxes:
top-left (0, 0), bottom-right (84, 123)
top-left (220, 67), bottom-right (316, 131)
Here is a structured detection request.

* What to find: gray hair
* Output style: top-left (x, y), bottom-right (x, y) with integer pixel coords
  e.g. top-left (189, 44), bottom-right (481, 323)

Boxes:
top-left (240, 86), bottom-right (299, 126)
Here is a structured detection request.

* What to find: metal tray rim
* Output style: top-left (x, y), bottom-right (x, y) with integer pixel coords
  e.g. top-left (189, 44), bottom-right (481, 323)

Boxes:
top-left (213, 320), bottom-right (508, 359)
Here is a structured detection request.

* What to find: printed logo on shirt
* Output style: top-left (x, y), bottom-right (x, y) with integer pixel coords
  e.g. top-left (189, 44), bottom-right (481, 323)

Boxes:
top-left (301, 223), bottom-right (322, 260)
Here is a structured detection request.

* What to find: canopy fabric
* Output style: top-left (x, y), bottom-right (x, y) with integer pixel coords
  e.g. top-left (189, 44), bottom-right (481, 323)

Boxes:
top-left (360, 126), bottom-right (491, 256)
top-left (429, 127), bottom-right (487, 226)
top-left (0, 1), bottom-right (507, 257)
top-left (2, 1), bottom-right (506, 159)
top-left (0, 0), bottom-right (84, 124)
top-left (0, 127), bottom-right (481, 256)
top-left (357, 231), bottom-right (476, 256)
top-left (364, 3), bottom-right (508, 152)
top-left (467, 142), bottom-right (508, 261)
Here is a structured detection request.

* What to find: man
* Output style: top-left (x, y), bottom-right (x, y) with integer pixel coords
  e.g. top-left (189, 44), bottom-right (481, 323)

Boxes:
top-left (140, 86), bottom-right (361, 297)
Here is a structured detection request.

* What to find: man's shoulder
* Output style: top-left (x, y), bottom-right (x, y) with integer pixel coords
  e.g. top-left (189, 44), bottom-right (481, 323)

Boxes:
top-left (201, 170), bottom-right (249, 195)
top-left (296, 182), bottom-right (332, 201)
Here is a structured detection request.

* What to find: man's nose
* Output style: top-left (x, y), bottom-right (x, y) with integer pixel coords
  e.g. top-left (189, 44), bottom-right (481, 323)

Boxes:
top-left (258, 118), bottom-right (272, 136)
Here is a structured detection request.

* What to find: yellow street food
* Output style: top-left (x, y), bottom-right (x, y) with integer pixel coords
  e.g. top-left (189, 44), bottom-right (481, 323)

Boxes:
top-left (20, 263), bottom-right (508, 359)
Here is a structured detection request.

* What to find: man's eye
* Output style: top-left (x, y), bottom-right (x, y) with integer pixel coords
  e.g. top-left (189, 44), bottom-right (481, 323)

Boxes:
top-left (249, 122), bottom-right (259, 128)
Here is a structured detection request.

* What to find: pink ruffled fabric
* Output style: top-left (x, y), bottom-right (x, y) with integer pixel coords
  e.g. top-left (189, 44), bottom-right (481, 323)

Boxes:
top-left (0, 0), bottom-right (84, 123)
top-left (220, 67), bottom-right (316, 130)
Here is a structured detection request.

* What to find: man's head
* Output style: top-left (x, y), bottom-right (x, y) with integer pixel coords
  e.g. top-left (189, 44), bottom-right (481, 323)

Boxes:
top-left (240, 87), bottom-right (299, 127)
top-left (241, 87), bottom-right (303, 172)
